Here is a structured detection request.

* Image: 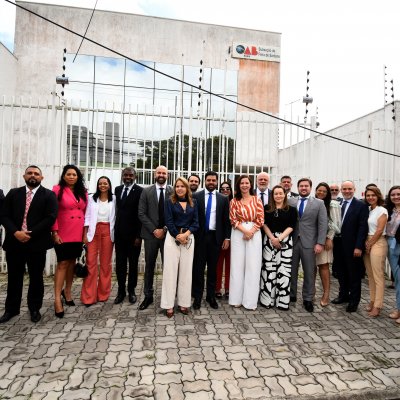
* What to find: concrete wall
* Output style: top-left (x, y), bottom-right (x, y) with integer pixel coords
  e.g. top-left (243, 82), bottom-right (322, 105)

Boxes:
top-left (0, 42), bottom-right (17, 97)
top-left (277, 102), bottom-right (400, 196)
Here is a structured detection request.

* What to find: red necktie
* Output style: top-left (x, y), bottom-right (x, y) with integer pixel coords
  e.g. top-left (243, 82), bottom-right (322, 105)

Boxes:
top-left (22, 190), bottom-right (33, 231)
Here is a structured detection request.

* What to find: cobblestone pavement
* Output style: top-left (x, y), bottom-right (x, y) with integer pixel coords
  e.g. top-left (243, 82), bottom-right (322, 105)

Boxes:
top-left (0, 273), bottom-right (399, 400)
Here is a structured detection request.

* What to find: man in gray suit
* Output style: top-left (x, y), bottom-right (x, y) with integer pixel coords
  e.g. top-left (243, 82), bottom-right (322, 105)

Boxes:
top-left (138, 165), bottom-right (172, 310)
top-left (289, 178), bottom-right (328, 312)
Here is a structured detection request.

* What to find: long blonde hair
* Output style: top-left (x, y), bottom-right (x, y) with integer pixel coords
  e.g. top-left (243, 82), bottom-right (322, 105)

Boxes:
top-left (170, 177), bottom-right (194, 207)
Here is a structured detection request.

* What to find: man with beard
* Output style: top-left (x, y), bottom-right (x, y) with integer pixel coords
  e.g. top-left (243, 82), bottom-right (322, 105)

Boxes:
top-left (188, 174), bottom-right (201, 193)
top-left (192, 171), bottom-right (231, 310)
top-left (138, 165), bottom-right (172, 310)
top-left (114, 167), bottom-right (143, 305)
top-left (0, 166), bottom-right (58, 323)
top-left (256, 172), bottom-right (272, 208)
top-left (289, 178), bottom-right (328, 312)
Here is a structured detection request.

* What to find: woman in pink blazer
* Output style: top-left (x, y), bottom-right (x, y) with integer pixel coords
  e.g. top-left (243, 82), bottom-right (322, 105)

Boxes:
top-left (52, 165), bottom-right (87, 318)
top-left (81, 176), bottom-right (116, 306)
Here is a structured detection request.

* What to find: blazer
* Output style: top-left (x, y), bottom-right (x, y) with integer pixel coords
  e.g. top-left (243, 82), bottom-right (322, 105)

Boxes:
top-left (84, 194), bottom-right (116, 242)
top-left (138, 184), bottom-right (173, 240)
top-left (115, 184), bottom-right (143, 240)
top-left (52, 185), bottom-right (88, 243)
top-left (289, 196), bottom-right (328, 249)
top-left (341, 197), bottom-right (369, 253)
top-left (193, 190), bottom-right (231, 247)
top-left (1, 185), bottom-right (58, 252)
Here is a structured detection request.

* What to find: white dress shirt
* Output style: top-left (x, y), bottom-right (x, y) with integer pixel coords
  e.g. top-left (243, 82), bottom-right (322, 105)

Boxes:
top-left (205, 190), bottom-right (217, 230)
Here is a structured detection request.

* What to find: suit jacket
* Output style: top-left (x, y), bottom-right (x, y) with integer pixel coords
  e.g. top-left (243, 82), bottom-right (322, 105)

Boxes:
top-left (85, 194), bottom-right (116, 242)
top-left (341, 197), bottom-right (369, 254)
top-left (289, 196), bottom-right (328, 248)
top-left (193, 190), bottom-right (231, 246)
top-left (1, 186), bottom-right (58, 252)
top-left (138, 184), bottom-right (173, 240)
top-left (115, 184), bottom-right (143, 240)
top-left (52, 185), bottom-right (87, 243)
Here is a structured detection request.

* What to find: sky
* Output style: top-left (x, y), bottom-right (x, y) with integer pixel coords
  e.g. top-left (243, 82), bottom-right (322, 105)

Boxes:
top-left (1, 0), bottom-right (400, 132)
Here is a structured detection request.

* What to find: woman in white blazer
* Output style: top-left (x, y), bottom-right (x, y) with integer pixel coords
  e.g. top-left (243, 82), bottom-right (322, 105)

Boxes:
top-left (81, 176), bottom-right (116, 306)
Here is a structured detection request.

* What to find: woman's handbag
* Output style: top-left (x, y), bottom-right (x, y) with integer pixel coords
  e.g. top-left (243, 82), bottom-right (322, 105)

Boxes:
top-left (75, 245), bottom-right (88, 278)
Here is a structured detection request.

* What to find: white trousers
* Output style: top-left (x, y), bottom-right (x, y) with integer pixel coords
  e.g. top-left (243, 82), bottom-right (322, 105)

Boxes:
top-left (161, 232), bottom-right (194, 309)
top-left (229, 222), bottom-right (262, 309)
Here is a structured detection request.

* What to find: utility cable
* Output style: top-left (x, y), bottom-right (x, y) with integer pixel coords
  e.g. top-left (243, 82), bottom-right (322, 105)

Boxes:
top-left (4, 0), bottom-right (399, 158)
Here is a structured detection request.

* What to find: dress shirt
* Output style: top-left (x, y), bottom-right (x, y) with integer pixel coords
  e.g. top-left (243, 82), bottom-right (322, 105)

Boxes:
top-left (156, 183), bottom-right (167, 201)
top-left (341, 197), bottom-right (353, 221)
top-left (121, 183), bottom-right (134, 199)
top-left (25, 184), bottom-right (40, 198)
top-left (297, 196), bottom-right (309, 212)
top-left (256, 188), bottom-right (269, 206)
top-left (204, 190), bottom-right (217, 230)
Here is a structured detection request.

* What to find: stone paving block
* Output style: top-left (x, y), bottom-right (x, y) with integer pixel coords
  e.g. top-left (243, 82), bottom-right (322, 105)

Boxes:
top-left (59, 388), bottom-right (94, 399)
top-left (206, 360), bottom-right (231, 371)
top-left (154, 372), bottom-right (182, 384)
top-left (103, 352), bottom-right (118, 368)
top-left (193, 362), bottom-right (209, 380)
top-left (168, 383), bottom-right (184, 400)
top-left (230, 360), bottom-right (247, 379)
top-left (155, 363), bottom-right (180, 374)
top-left (183, 379), bottom-right (211, 392)
top-left (237, 377), bottom-right (264, 389)
top-left (385, 367), bottom-right (400, 378)
top-left (297, 382), bottom-right (325, 395)
top-left (181, 363), bottom-right (195, 381)
top-left (371, 369), bottom-right (398, 386)
top-left (277, 376), bottom-right (298, 396)
top-left (65, 368), bottom-right (85, 390)
top-left (80, 368), bottom-right (100, 389)
top-left (213, 346), bottom-right (228, 361)
top-left (210, 380), bottom-right (229, 400)
top-left (242, 359), bottom-right (260, 378)
top-left (314, 374), bottom-right (340, 393)
top-left (35, 380), bottom-right (68, 394)
top-left (183, 391), bottom-right (213, 400)
top-left (327, 372), bottom-right (350, 391)
top-left (242, 386), bottom-right (271, 399)
top-left (290, 374), bottom-right (317, 386)
top-left (306, 363), bottom-right (333, 374)
top-left (95, 374), bottom-right (126, 389)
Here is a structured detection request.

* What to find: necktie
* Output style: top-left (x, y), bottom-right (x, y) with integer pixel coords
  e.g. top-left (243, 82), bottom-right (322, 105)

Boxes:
top-left (22, 190), bottom-right (33, 231)
top-left (205, 192), bottom-right (213, 232)
top-left (260, 192), bottom-right (265, 206)
top-left (298, 197), bottom-right (306, 218)
top-left (158, 187), bottom-right (165, 228)
top-left (121, 186), bottom-right (129, 201)
top-left (341, 200), bottom-right (348, 220)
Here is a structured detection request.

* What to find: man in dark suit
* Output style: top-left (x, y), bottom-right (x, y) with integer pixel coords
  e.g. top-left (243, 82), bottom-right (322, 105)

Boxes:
top-left (138, 165), bottom-right (172, 310)
top-left (256, 171), bottom-right (272, 207)
top-left (192, 171), bottom-right (231, 310)
top-left (332, 180), bottom-right (369, 312)
top-left (0, 166), bottom-right (58, 323)
top-left (289, 178), bottom-right (328, 312)
top-left (280, 175), bottom-right (299, 198)
top-left (114, 167), bottom-right (143, 305)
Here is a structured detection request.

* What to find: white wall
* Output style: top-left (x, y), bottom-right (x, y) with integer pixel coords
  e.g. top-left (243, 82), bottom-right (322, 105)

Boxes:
top-left (0, 42), bottom-right (17, 96)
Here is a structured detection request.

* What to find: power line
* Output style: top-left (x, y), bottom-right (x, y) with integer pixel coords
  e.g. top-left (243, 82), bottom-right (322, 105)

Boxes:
top-left (5, 0), bottom-right (399, 158)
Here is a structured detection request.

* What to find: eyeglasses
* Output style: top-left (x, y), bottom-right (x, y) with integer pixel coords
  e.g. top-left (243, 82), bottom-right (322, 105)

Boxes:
top-left (221, 187), bottom-right (231, 191)
top-left (330, 189), bottom-right (339, 192)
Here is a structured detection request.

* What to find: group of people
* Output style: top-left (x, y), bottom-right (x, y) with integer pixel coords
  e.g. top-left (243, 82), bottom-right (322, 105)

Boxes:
top-left (0, 165), bottom-right (399, 326)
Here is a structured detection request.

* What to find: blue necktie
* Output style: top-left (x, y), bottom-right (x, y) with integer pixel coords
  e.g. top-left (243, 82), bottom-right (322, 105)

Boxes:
top-left (205, 192), bottom-right (213, 232)
top-left (299, 197), bottom-right (306, 218)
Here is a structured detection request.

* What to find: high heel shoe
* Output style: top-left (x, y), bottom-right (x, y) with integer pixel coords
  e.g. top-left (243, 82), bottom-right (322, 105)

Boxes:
top-left (61, 289), bottom-right (75, 306)
top-left (54, 302), bottom-right (64, 319)
top-left (368, 307), bottom-right (381, 318)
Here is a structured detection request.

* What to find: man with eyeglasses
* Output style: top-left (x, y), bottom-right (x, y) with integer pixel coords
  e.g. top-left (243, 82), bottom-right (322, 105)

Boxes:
top-left (329, 184), bottom-right (342, 203)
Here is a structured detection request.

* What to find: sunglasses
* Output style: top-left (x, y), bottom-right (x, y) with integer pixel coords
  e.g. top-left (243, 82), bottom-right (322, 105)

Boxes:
top-left (221, 187), bottom-right (231, 191)
top-left (330, 189), bottom-right (339, 192)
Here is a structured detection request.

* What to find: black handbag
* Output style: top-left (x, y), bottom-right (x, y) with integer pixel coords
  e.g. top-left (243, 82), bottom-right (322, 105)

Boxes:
top-left (75, 245), bottom-right (88, 278)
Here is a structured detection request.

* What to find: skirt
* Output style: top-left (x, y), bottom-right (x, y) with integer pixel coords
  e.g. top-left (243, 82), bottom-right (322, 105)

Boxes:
top-left (316, 248), bottom-right (333, 265)
top-left (54, 242), bottom-right (83, 262)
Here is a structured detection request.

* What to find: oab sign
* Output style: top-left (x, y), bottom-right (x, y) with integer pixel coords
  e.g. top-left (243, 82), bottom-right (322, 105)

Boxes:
top-left (232, 43), bottom-right (280, 62)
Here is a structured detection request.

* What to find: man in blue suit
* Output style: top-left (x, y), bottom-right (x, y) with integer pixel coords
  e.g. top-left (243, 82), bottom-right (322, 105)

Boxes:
top-left (332, 181), bottom-right (369, 312)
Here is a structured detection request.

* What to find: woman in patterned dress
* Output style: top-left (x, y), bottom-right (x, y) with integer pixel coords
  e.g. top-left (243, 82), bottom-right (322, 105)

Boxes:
top-left (260, 185), bottom-right (297, 310)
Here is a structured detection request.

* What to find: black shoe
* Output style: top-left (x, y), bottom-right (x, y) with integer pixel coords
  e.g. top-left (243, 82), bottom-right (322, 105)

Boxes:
top-left (128, 293), bottom-right (137, 304)
top-left (290, 296), bottom-right (297, 303)
top-left (61, 290), bottom-right (75, 306)
top-left (55, 310), bottom-right (64, 318)
top-left (332, 296), bottom-right (349, 305)
top-left (206, 297), bottom-right (219, 309)
top-left (303, 300), bottom-right (314, 312)
top-left (0, 311), bottom-right (19, 324)
top-left (114, 293), bottom-right (125, 304)
top-left (346, 303), bottom-right (358, 313)
top-left (193, 299), bottom-right (201, 310)
top-left (139, 297), bottom-right (153, 310)
top-left (30, 311), bottom-right (41, 323)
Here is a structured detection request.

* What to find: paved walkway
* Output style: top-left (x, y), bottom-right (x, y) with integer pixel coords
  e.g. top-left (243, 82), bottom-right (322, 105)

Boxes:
top-left (0, 274), bottom-right (399, 400)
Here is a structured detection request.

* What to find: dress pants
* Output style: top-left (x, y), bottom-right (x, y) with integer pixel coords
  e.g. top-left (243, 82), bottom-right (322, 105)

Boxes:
top-left (143, 237), bottom-right (165, 298)
top-left (216, 249), bottom-right (230, 293)
top-left (229, 223), bottom-right (262, 310)
top-left (387, 237), bottom-right (400, 309)
top-left (161, 233), bottom-right (194, 309)
top-left (334, 237), bottom-right (364, 305)
top-left (290, 239), bottom-right (317, 302)
top-left (81, 223), bottom-right (113, 304)
top-left (115, 235), bottom-right (141, 296)
top-left (363, 236), bottom-right (387, 309)
top-left (5, 249), bottom-right (46, 313)
top-left (192, 231), bottom-right (219, 301)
